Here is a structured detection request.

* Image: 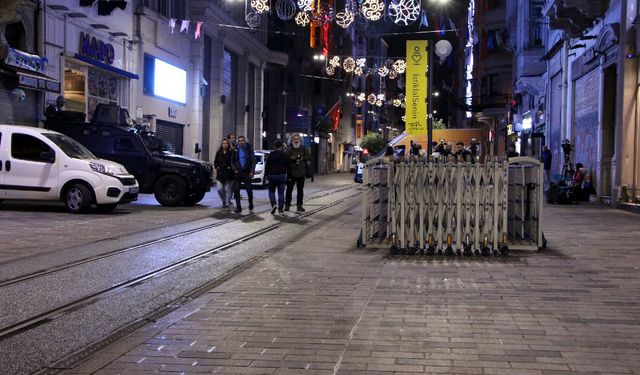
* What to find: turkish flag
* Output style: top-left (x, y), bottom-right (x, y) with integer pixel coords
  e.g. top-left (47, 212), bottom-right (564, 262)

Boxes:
top-left (330, 102), bottom-right (341, 132)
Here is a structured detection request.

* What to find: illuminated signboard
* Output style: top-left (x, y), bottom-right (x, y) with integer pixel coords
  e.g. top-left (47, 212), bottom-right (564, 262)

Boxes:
top-left (79, 32), bottom-right (115, 65)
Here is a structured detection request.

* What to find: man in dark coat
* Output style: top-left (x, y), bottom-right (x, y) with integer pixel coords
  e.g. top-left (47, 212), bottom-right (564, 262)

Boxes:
top-left (230, 136), bottom-right (256, 213)
top-left (541, 145), bottom-right (552, 192)
top-left (285, 133), bottom-right (311, 212)
top-left (265, 140), bottom-right (289, 214)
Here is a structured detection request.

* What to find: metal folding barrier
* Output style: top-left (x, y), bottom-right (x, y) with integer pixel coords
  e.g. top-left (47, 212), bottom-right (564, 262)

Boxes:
top-left (359, 156), bottom-right (545, 255)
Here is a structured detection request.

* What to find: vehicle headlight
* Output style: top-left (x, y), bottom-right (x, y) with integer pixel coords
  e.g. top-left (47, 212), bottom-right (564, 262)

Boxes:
top-left (90, 162), bottom-right (118, 176)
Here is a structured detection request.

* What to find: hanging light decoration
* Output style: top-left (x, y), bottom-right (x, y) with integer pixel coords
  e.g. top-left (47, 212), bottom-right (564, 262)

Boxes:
top-left (343, 57), bottom-right (356, 72)
top-left (326, 66), bottom-right (336, 76)
top-left (401, 101), bottom-right (406, 108)
top-left (357, 92), bottom-right (366, 101)
top-left (245, 12), bottom-right (262, 28)
top-left (251, 0), bottom-right (270, 13)
top-left (276, 0), bottom-right (297, 20)
top-left (401, 115), bottom-right (406, 122)
top-left (295, 11), bottom-right (311, 26)
top-left (389, 69), bottom-right (398, 79)
top-left (354, 66), bottom-right (364, 76)
top-left (378, 66), bottom-right (389, 77)
top-left (329, 56), bottom-right (341, 67)
top-left (335, 9), bottom-right (355, 28)
top-left (366, 66), bottom-right (377, 76)
top-left (376, 99), bottom-right (383, 107)
top-left (367, 93), bottom-right (377, 104)
top-left (361, 0), bottom-right (385, 21)
top-left (393, 59), bottom-right (406, 73)
top-left (356, 100), bottom-right (364, 107)
top-left (356, 58), bottom-right (366, 67)
top-left (393, 98), bottom-right (402, 107)
top-left (298, 0), bottom-right (313, 11)
top-left (377, 93), bottom-right (385, 101)
top-left (388, 0), bottom-right (420, 25)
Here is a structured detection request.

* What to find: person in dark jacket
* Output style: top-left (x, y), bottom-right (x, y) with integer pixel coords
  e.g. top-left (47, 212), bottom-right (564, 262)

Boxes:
top-left (285, 133), bottom-right (311, 212)
top-left (265, 140), bottom-right (289, 214)
top-left (230, 136), bottom-right (256, 213)
top-left (541, 145), bottom-right (552, 192)
top-left (214, 139), bottom-right (234, 209)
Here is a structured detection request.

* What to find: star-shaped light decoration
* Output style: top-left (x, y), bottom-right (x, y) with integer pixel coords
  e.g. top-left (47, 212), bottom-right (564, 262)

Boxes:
top-left (335, 9), bottom-right (355, 28)
top-left (343, 57), bottom-right (356, 73)
top-left (367, 93), bottom-right (377, 105)
top-left (378, 66), bottom-right (389, 77)
top-left (326, 66), bottom-right (336, 76)
top-left (361, 0), bottom-right (385, 21)
top-left (393, 59), bottom-right (406, 73)
top-left (251, 0), bottom-right (270, 13)
top-left (376, 99), bottom-right (383, 107)
top-left (295, 11), bottom-right (311, 26)
top-left (298, 0), bottom-right (313, 11)
top-left (389, 70), bottom-right (398, 79)
top-left (357, 92), bottom-right (366, 101)
top-left (329, 56), bottom-right (341, 68)
top-left (354, 66), bottom-right (364, 76)
top-left (356, 58), bottom-right (367, 67)
top-left (388, 0), bottom-right (420, 26)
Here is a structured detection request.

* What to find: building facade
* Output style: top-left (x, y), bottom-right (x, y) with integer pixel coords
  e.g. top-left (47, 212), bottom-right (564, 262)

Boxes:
top-left (7, 0), bottom-right (284, 165)
top-left (541, 0), bottom-right (640, 204)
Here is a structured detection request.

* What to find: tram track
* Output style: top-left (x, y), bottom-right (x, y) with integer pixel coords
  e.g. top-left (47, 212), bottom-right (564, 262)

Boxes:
top-left (0, 183), bottom-right (354, 288)
top-left (0, 188), bottom-right (361, 341)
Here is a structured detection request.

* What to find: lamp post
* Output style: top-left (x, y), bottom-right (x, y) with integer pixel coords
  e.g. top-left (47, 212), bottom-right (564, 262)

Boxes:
top-left (282, 90), bottom-right (287, 141)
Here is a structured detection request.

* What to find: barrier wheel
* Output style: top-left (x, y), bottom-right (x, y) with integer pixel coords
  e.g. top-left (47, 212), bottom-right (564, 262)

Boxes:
top-left (499, 245), bottom-right (509, 256)
top-left (426, 246), bottom-right (435, 256)
top-left (481, 247), bottom-right (491, 257)
top-left (463, 245), bottom-right (473, 257)
top-left (445, 246), bottom-right (454, 256)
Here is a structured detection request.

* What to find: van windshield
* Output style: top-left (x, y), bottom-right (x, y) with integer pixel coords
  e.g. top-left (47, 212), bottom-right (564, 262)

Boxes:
top-left (44, 133), bottom-right (96, 159)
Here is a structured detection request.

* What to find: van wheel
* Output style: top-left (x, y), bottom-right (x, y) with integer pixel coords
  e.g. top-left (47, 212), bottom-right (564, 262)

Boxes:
top-left (154, 175), bottom-right (187, 206)
top-left (96, 203), bottom-right (118, 213)
top-left (183, 191), bottom-right (206, 206)
top-left (65, 183), bottom-right (93, 213)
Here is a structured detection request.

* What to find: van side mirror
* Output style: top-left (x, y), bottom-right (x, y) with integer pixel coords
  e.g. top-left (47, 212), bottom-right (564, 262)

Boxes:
top-left (194, 142), bottom-right (202, 154)
top-left (40, 150), bottom-right (56, 163)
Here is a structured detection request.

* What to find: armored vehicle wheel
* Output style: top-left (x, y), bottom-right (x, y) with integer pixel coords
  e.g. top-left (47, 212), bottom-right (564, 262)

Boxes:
top-left (184, 190), bottom-right (206, 206)
top-left (155, 175), bottom-right (187, 206)
top-left (65, 183), bottom-right (93, 214)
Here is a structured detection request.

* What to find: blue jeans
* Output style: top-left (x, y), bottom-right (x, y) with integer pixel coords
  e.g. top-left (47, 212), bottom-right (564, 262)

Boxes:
top-left (268, 174), bottom-right (287, 210)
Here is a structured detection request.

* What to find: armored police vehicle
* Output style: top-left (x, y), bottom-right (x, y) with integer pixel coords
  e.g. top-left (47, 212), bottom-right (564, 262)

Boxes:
top-left (46, 104), bottom-right (213, 206)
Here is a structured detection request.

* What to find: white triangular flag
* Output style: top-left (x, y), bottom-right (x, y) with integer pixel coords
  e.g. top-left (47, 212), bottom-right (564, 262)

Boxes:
top-left (169, 18), bottom-right (176, 34)
top-left (180, 20), bottom-right (189, 33)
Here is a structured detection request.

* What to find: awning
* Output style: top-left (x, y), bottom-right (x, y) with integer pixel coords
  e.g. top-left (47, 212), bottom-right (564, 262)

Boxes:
top-left (0, 64), bottom-right (61, 93)
top-left (73, 53), bottom-right (139, 79)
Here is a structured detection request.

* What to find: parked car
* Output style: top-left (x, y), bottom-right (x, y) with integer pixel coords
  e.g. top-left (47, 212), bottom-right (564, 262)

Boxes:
top-left (46, 104), bottom-right (214, 206)
top-left (0, 125), bottom-right (138, 213)
top-left (252, 150), bottom-right (271, 187)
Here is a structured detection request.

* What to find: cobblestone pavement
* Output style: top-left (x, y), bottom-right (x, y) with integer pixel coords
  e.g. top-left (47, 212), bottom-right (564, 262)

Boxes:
top-left (0, 173), bottom-right (354, 264)
top-left (63, 202), bottom-right (640, 375)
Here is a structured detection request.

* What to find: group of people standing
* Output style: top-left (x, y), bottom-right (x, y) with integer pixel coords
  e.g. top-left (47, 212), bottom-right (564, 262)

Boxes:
top-left (213, 132), bottom-right (310, 214)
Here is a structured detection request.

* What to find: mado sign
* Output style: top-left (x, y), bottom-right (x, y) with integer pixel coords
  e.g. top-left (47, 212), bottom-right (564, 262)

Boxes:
top-left (79, 32), bottom-right (115, 65)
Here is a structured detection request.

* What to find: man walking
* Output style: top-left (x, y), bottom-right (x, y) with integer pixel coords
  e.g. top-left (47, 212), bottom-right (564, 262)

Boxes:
top-left (541, 145), bottom-right (552, 192)
top-left (265, 140), bottom-right (289, 214)
top-left (285, 133), bottom-right (310, 212)
top-left (230, 136), bottom-right (256, 213)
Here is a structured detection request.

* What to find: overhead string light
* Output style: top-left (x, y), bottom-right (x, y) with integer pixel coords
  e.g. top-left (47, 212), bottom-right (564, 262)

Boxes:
top-left (250, 0), bottom-right (270, 13)
top-left (361, 0), bottom-right (385, 21)
top-left (295, 11), bottom-right (311, 26)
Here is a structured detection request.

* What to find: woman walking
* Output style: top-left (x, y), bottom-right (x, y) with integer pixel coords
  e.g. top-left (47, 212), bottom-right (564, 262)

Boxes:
top-left (214, 139), bottom-right (234, 209)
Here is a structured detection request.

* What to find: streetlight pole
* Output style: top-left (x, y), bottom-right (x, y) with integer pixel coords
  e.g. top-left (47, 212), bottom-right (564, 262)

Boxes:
top-left (282, 90), bottom-right (287, 142)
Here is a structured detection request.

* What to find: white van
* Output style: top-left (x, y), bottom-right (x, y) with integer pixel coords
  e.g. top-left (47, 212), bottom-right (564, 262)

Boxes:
top-left (0, 125), bottom-right (139, 213)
